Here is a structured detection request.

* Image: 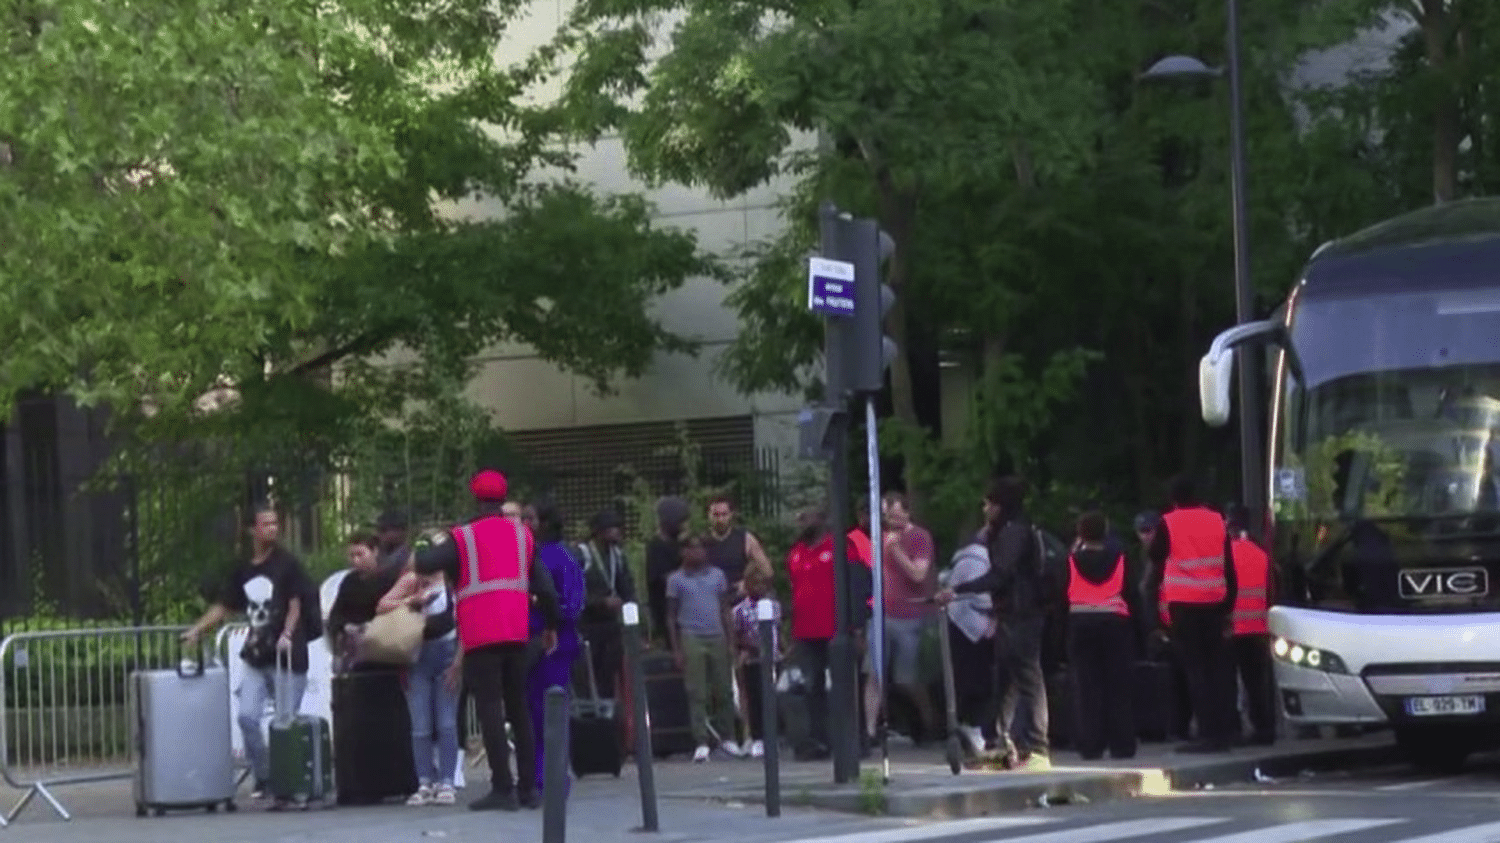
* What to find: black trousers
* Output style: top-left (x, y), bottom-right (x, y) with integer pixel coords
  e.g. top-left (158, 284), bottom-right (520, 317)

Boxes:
top-left (948, 621), bottom-right (997, 740)
top-left (1067, 614), bottom-right (1137, 759)
top-left (794, 638), bottom-right (831, 749)
top-left (1233, 632), bottom-right (1276, 740)
top-left (1168, 603), bottom-right (1238, 747)
top-left (995, 617), bottom-right (1048, 755)
top-left (464, 643), bottom-right (534, 796)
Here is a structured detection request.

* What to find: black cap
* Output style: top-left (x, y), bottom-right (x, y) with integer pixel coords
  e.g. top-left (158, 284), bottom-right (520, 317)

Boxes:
top-left (591, 509), bottom-right (622, 533)
top-left (1133, 510), bottom-right (1161, 532)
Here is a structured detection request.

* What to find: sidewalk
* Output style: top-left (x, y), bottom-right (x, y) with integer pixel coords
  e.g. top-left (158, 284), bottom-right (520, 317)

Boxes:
top-left (5, 731), bottom-right (1398, 839)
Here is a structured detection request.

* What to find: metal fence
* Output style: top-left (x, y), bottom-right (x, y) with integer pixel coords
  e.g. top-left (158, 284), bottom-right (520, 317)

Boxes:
top-left (0, 625), bottom-right (187, 824)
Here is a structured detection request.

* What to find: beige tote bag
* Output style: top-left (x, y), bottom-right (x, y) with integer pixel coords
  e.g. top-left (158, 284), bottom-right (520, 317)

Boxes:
top-left (359, 603), bottom-right (424, 665)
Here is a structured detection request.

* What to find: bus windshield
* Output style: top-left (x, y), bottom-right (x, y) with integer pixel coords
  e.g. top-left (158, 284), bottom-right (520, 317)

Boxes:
top-left (1276, 292), bottom-right (1500, 524)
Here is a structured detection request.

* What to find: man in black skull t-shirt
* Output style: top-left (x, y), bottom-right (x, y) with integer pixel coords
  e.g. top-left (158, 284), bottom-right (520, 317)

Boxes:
top-left (183, 507), bottom-right (314, 799)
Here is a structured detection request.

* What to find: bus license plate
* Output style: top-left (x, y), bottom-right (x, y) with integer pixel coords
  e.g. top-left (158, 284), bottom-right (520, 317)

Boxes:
top-left (1406, 695), bottom-right (1486, 716)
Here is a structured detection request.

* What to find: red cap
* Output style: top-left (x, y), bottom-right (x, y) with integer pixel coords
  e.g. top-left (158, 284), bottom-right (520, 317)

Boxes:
top-left (469, 469), bottom-right (508, 502)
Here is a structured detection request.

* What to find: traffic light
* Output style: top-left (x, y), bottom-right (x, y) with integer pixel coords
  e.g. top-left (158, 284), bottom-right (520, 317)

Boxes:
top-left (841, 218), bottom-right (896, 395)
top-left (813, 206), bottom-right (896, 399)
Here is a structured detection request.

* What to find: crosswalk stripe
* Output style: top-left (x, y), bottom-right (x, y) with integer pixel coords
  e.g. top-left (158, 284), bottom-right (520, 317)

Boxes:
top-left (963, 817), bottom-right (1226, 843)
top-left (1164, 818), bottom-right (1405, 843)
top-left (792, 816), bottom-right (1055, 843)
top-left (1381, 820), bottom-right (1500, 843)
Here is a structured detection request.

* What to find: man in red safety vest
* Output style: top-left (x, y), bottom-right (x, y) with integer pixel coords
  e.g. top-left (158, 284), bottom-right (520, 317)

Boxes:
top-left (1226, 503), bottom-right (1276, 746)
top-left (1145, 474), bottom-right (1238, 754)
top-left (415, 469), bottom-right (560, 811)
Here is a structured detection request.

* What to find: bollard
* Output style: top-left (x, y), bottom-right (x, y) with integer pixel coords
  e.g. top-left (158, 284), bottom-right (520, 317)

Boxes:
top-left (622, 602), bottom-right (660, 832)
top-left (543, 686), bottom-right (569, 843)
top-left (757, 598), bottom-right (781, 818)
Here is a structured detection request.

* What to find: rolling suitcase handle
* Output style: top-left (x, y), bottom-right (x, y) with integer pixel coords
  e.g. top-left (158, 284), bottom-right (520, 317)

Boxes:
top-left (274, 647), bottom-right (297, 722)
top-left (581, 639), bottom-right (604, 705)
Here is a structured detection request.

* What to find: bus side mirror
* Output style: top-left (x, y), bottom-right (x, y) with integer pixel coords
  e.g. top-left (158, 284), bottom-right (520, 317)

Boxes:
top-left (1198, 318), bottom-right (1288, 429)
top-left (1200, 348), bottom-right (1234, 427)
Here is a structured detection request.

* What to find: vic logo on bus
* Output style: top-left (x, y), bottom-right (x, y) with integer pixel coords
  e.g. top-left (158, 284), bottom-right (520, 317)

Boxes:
top-left (1399, 568), bottom-right (1489, 599)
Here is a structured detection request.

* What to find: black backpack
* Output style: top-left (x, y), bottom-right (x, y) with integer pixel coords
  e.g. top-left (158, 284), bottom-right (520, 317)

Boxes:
top-left (1032, 526), bottom-right (1069, 611)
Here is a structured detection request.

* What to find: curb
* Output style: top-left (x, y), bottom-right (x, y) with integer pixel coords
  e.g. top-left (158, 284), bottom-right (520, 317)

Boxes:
top-left (687, 741), bottom-right (1399, 819)
top-left (1164, 742), bottom-right (1400, 790)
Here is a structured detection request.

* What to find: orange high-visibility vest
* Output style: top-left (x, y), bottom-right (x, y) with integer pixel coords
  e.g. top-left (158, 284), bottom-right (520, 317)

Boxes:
top-left (453, 516), bottom-right (532, 651)
top-left (1068, 553), bottom-right (1128, 616)
top-left (1230, 536), bottom-right (1270, 635)
top-left (1160, 507), bottom-right (1228, 609)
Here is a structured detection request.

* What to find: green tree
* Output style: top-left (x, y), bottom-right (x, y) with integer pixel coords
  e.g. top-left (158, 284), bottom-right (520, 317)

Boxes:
top-left (556, 0), bottom-right (1104, 431)
top-left (553, 0), bottom-right (1385, 519)
top-left (0, 0), bottom-right (721, 425)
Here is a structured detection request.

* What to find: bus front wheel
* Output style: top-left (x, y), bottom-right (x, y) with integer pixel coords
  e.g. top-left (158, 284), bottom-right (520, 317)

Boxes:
top-left (1395, 726), bottom-right (1470, 773)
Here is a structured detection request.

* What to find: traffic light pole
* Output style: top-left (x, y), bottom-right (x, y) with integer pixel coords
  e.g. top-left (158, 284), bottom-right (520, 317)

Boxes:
top-left (827, 407), bottom-right (859, 784)
top-left (812, 202), bottom-right (895, 785)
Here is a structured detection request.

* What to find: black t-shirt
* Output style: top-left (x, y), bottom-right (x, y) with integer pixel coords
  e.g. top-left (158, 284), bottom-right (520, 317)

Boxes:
top-left (219, 548), bottom-right (313, 673)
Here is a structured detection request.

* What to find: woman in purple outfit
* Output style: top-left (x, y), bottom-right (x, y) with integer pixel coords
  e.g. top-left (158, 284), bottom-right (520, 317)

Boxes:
top-left (527, 499), bottom-right (585, 794)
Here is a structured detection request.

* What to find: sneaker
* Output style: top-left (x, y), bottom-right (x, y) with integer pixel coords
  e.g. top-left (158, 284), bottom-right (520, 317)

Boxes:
top-left (469, 790), bottom-right (519, 812)
top-left (692, 745), bottom-right (711, 763)
top-left (249, 780), bottom-right (270, 800)
top-left (720, 740), bottom-right (744, 758)
top-left (749, 740), bottom-right (765, 758)
top-left (957, 725), bottom-right (986, 756)
top-left (407, 784), bottom-right (433, 806)
top-left (519, 791), bottom-right (541, 810)
top-left (1014, 753), bottom-right (1052, 773)
top-left (431, 784), bottom-right (457, 806)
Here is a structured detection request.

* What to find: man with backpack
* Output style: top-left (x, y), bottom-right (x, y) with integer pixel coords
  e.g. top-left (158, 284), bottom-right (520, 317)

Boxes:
top-left (938, 476), bottom-right (1053, 771)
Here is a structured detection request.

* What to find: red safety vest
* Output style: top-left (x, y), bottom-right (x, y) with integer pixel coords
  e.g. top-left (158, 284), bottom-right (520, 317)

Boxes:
top-left (1230, 536), bottom-right (1270, 635)
top-left (1160, 506), bottom-right (1229, 610)
top-left (452, 515), bottom-right (532, 651)
top-left (1067, 553), bottom-right (1128, 616)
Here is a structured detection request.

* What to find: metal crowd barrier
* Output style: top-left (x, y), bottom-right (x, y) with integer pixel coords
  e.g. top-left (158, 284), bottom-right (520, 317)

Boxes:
top-left (0, 625), bottom-right (187, 825)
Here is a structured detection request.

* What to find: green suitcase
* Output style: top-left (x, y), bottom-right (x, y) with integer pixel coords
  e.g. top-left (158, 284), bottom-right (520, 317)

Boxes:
top-left (267, 655), bottom-right (334, 807)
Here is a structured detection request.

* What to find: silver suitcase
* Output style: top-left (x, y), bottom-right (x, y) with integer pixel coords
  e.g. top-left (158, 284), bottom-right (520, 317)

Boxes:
top-left (131, 655), bottom-right (237, 816)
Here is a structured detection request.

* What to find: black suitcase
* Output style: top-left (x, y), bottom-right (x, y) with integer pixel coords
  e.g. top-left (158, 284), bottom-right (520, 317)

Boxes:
top-left (1132, 660), bottom-right (1178, 742)
top-left (570, 641), bottom-right (623, 777)
top-left (640, 652), bottom-right (696, 758)
top-left (332, 668), bottom-right (419, 804)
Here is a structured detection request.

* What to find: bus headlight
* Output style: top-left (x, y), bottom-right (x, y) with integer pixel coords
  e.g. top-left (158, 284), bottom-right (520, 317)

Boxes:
top-left (1272, 636), bottom-right (1349, 674)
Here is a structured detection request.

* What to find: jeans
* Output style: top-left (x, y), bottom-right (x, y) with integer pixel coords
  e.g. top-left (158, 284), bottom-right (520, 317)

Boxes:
top-left (236, 665), bottom-right (308, 783)
top-left (994, 616), bottom-right (1047, 756)
top-left (406, 636), bottom-right (461, 786)
top-left (464, 643), bottom-right (534, 796)
top-left (527, 645), bottom-right (578, 793)
top-left (682, 634), bottom-right (735, 745)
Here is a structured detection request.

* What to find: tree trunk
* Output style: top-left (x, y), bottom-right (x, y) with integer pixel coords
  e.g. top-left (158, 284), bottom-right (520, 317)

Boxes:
top-left (1423, 0), bottom-right (1462, 203)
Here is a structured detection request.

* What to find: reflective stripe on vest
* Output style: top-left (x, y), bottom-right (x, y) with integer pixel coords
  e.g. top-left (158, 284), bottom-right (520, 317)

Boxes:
top-left (1067, 553), bottom-right (1129, 616)
top-left (455, 521), bottom-right (529, 600)
top-left (1161, 507), bottom-right (1228, 606)
top-left (1230, 536), bottom-right (1270, 635)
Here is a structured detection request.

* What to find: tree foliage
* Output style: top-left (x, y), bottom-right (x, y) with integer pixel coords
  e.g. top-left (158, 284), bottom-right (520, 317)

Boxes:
top-left (0, 0), bottom-right (721, 425)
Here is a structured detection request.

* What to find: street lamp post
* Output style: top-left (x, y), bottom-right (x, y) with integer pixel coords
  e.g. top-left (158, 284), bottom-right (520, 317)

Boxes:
top-left (1143, 0), bottom-right (1266, 536)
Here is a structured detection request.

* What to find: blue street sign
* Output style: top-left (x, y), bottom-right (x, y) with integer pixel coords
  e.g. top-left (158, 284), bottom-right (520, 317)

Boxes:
top-left (807, 257), bottom-right (855, 317)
